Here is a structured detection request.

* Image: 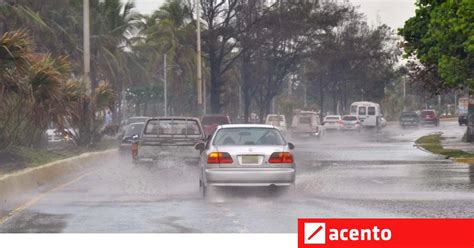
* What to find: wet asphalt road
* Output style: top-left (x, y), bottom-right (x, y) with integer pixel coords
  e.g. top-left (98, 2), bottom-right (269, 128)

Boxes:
top-left (1, 121), bottom-right (473, 233)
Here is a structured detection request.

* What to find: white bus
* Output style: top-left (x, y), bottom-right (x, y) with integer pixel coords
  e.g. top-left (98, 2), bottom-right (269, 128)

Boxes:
top-left (350, 101), bottom-right (383, 127)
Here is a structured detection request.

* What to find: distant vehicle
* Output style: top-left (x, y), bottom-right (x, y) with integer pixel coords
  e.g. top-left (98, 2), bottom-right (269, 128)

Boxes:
top-left (265, 114), bottom-right (287, 131)
top-left (323, 115), bottom-right (342, 130)
top-left (399, 111), bottom-right (419, 128)
top-left (350, 101), bottom-right (383, 127)
top-left (458, 97), bottom-right (468, 126)
top-left (119, 122), bottom-right (145, 153)
top-left (46, 127), bottom-right (76, 143)
top-left (201, 114), bottom-right (231, 137)
top-left (132, 117), bottom-right (206, 165)
top-left (340, 115), bottom-right (361, 131)
top-left (118, 116), bottom-right (150, 139)
top-left (420, 109), bottom-right (439, 126)
top-left (291, 111), bottom-right (323, 138)
top-left (195, 124), bottom-right (296, 196)
top-left (459, 113), bottom-right (468, 126)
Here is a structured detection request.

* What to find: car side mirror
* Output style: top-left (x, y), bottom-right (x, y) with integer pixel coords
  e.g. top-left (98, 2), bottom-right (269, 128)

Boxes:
top-left (195, 142), bottom-right (206, 151)
top-left (288, 142), bottom-right (295, 150)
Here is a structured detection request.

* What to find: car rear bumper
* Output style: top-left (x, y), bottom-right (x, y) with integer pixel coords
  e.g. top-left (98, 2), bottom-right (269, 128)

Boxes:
top-left (421, 119), bottom-right (438, 124)
top-left (204, 168), bottom-right (295, 186)
top-left (341, 125), bottom-right (360, 130)
top-left (119, 143), bottom-right (132, 152)
top-left (400, 121), bottom-right (418, 126)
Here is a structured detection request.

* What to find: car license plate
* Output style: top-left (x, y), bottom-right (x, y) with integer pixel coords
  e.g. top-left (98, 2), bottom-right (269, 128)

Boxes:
top-left (242, 155), bottom-right (259, 164)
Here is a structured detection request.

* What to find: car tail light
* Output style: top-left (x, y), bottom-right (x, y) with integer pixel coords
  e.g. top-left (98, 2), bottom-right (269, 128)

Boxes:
top-left (269, 152), bottom-right (294, 163)
top-left (207, 152), bottom-right (233, 164)
top-left (337, 120), bottom-right (343, 124)
top-left (131, 143), bottom-right (138, 158)
top-left (356, 121), bottom-right (360, 124)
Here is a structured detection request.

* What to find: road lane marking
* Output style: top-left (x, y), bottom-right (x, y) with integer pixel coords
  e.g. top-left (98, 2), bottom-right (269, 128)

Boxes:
top-left (372, 179), bottom-right (384, 184)
top-left (0, 170), bottom-right (95, 226)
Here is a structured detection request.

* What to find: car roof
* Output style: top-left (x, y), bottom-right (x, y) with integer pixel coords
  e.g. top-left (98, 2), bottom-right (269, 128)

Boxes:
top-left (128, 116), bottom-right (149, 119)
top-left (342, 115), bottom-right (358, 117)
top-left (202, 114), bottom-right (229, 117)
top-left (147, 116), bottom-right (200, 121)
top-left (218, 124), bottom-right (277, 129)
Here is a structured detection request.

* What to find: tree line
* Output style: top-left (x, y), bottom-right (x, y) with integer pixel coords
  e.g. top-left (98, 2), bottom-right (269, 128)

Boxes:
top-left (0, 0), bottom-right (403, 148)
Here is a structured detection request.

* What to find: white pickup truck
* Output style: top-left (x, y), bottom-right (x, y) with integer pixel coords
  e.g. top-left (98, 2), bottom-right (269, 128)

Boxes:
top-left (132, 117), bottom-right (206, 165)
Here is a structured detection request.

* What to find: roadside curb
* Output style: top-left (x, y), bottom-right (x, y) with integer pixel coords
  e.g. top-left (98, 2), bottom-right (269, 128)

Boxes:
top-left (0, 149), bottom-right (116, 201)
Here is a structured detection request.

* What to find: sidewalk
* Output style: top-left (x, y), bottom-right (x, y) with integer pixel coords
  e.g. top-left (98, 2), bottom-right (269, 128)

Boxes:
top-left (441, 128), bottom-right (474, 153)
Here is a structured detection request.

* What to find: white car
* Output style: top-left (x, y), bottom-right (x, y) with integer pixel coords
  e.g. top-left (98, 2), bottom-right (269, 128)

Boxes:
top-left (265, 114), bottom-right (287, 131)
top-left (323, 115), bottom-right (342, 130)
top-left (341, 115), bottom-right (361, 131)
top-left (195, 124), bottom-right (296, 197)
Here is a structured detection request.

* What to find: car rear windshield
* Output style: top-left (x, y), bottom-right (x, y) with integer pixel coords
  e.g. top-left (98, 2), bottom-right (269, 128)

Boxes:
top-left (202, 116), bottom-right (229, 125)
top-left (144, 119), bottom-right (202, 136)
top-left (421, 111), bottom-right (435, 117)
top-left (128, 117), bottom-right (148, 124)
top-left (325, 116), bottom-right (340, 120)
top-left (358, 107), bottom-right (366, 115)
top-left (342, 116), bottom-right (357, 121)
top-left (299, 117), bottom-right (312, 124)
top-left (124, 123), bottom-right (144, 137)
top-left (368, 106), bottom-right (376, 115)
top-left (401, 112), bottom-right (417, 117)
top-left (268, 116), bottom-right (284, 122)
top-left (213, 128), bottom-right (285, 146)
top-left (350, 105), bottom-right (357, 114)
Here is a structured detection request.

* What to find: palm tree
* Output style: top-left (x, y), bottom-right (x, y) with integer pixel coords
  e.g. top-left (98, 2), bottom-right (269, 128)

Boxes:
top-left (137, 0), bottom-right (197, 115)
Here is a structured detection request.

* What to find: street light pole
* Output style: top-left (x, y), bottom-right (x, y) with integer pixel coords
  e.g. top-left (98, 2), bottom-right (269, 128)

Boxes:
top-left (83, 0), bottom-right (91, 96)
top-left (203, 77), bottom-right (207, 114)
top-left (164, 54), bottom-right (168, 116)
top-left (83, 0), bottom-right (94, 145)
top-left (196, 0), bottom-right (203, 109)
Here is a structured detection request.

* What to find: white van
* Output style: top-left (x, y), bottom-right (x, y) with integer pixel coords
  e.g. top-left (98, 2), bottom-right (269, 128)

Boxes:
top-left (291, 111), bottom-right (323, 138)
top-left (350, 101), bottom-right (383, 127)
top-left (265, 114), bottom-right (287, 131)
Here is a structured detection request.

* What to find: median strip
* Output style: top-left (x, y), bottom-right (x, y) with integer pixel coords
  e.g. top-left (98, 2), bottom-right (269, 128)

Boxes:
top-left (415, 134), bottom-right (474, 163)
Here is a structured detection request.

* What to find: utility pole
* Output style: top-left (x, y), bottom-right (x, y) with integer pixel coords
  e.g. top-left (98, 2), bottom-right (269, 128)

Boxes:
top-left (238, 86), bottom-right (242, 119)
top-left (83, 0), bottom-right (93, 145)
top-left (164, 54), bottom-right (168, 116)
top-left (303, 84), bottom-right (307, 109)
top-left (203, 77), bottom-right (207, 114)
top-left (196, 0), bottom-right (203, 111)
top-left (83, 0), bottom-right (91, 95)
top-left (403, 76), bottom-right (406, 111)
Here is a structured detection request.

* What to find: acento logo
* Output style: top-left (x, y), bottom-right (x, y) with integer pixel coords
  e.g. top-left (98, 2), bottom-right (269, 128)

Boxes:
top-left (304, 223), bottom-right (326, 244)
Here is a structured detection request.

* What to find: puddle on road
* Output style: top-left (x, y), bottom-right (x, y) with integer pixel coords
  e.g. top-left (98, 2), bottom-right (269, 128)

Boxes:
top-left (0, 211), bottom-right (69, 233)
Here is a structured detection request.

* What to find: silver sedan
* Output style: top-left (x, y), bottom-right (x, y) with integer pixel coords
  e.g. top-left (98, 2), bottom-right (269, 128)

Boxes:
top-left (195, 124), bottom-right (296, 196)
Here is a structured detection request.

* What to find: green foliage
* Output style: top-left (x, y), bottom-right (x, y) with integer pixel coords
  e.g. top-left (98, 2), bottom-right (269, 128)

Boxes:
top-left (399, 0), bottom-right (474, 90)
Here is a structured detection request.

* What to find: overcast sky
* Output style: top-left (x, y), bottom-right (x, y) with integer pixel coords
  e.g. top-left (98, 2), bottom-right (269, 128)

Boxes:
top-left (131, 0), bottom-right (416, 29)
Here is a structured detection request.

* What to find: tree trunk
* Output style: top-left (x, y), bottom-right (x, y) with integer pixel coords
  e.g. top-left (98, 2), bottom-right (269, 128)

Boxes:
top-left (209, 55), bottom-right (222, 114)
top-left (319, 76), bottom-right (325, 122)
top-left (241, 52), bottom-right (252, 123)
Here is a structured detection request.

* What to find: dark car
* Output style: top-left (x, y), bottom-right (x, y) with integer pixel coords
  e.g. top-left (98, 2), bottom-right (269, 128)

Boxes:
top-left (201, 114), bottom-right (231, 137)
top-left (420, 109), bottom-right (439, 126)
top-left (399, 111), bottom-right (419, 128)
top-left (458, 113), bottom-right (468, 126)
top-left (119, 122), bottom-right (145, 153)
